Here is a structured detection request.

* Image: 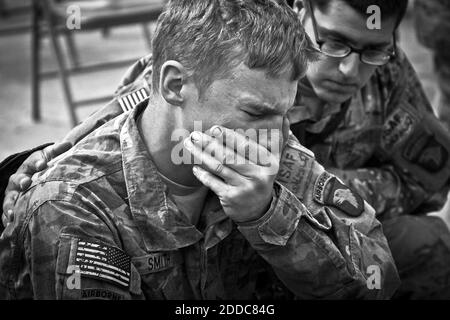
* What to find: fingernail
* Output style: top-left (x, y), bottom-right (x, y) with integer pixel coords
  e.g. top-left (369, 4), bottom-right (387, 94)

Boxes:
top-left (7, 209), bottom-right (13, 217)
top-left (192, 166), bottom-right (199, 174)
top-left (211, 126), bottom-right (222, 137)
top-left (35, 160), bottom-right (45, 169)
top-left (19, 178), bottom-right (28, 189)
top-left (183, 137), bottom-right (193, 149)
top-left (190, 131), bottom-right (202, 143)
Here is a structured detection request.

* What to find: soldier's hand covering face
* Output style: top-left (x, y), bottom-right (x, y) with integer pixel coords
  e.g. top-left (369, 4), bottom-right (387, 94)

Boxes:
top-left (184, 125), bottom-right (283, 223)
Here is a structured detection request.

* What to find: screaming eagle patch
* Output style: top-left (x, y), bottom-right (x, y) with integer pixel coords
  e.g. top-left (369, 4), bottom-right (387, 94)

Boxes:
top-left (314, 172), bottom-right (364, 217)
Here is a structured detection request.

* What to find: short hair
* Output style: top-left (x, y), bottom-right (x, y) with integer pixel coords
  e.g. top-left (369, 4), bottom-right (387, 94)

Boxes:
top-left (151, 0), bottom-right (314, 97)
top-left (313, 0), bottom-right (409, 28)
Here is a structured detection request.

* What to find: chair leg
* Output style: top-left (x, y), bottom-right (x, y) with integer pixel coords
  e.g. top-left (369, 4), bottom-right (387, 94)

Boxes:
top-left (65, 31), bottom-right (80, 68)
top-left (0, 0), bottom-right (7, 17)
top-left (31, 2), bottom-right (41, 122)
top-left (142, 24), bottom-right (152, 51)
top-left (47, 25), bottom-right (79, 126)
top-left (102, 27), bottom-right (110, 38)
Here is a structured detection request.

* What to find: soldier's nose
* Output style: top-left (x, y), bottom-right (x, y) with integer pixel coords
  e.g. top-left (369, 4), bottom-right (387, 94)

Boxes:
top-left (339, 52), bottom-right (360, 79)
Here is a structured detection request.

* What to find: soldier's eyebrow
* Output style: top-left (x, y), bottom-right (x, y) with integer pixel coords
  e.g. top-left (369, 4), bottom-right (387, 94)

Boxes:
top-left (238, 98), bottom-right (279, 115)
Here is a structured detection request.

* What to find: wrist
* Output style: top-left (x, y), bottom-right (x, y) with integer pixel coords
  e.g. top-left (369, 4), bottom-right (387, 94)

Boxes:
top-left (235, 190), bottom-right (274, 224)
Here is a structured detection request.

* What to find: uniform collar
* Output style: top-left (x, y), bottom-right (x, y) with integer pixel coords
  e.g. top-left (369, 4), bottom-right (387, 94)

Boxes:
top-left (120, 102), bottom-right (204, 251)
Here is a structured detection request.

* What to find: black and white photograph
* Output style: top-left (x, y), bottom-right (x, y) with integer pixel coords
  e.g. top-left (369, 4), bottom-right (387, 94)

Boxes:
top-left (0, 0), bottom-right (449, 307)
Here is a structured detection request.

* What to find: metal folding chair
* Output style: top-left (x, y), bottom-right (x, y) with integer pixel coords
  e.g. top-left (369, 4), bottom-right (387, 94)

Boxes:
top-left (32, 0), bottom-right (165, 126)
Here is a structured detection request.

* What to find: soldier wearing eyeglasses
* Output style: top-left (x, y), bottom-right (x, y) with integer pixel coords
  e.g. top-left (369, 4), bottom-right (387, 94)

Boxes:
top-left (289, 0), bottom-right (450, 299)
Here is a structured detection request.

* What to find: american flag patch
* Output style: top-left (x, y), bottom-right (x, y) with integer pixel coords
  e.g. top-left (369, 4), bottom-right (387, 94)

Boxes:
top-left (118, 88), bottom-right (149, 112)
top-left (74, 240), bottom-right (131, 288)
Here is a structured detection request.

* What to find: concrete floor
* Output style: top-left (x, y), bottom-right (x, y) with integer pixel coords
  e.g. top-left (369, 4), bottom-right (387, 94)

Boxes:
top-left (0, 6), bottom-right (448, 222)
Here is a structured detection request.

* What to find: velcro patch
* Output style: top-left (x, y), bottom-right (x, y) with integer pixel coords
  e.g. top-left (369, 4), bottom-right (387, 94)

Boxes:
top-left (277, 138), bottom-right (315, 199)
top-left (314, 172), bottom-right (364, 217)
top-left (132, 252), bottom-right (182, 275)
top-left (118, 88), bottom-right (149, 112)
top-left (74, 240), bottom-right (131, 288)
top-left (382, 108), bottom-right (415, 150)
top-left (403, 133), bottom-right (448, 173)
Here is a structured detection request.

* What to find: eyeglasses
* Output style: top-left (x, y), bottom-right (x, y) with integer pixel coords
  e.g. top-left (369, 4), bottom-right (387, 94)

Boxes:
top-left (305, 0), bottom-right (396, 66)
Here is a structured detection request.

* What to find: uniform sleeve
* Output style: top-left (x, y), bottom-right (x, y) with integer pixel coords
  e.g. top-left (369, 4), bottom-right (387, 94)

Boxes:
top-left (0, 193), bottom-right (142, 300)
top-left (328, 166), bottom-right (450, 218)
top-left (236, 135), bottom-right (400, 299)
top-left (356, 50), bottom-right (450, 218)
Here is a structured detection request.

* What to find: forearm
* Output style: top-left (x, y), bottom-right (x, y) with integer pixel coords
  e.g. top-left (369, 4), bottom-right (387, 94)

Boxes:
top-left (237, 183), bottom-right (400, 299)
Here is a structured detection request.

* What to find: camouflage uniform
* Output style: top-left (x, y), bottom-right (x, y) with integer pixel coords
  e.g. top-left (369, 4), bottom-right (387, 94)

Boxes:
top-left (289, 49), bottom-right (450, 299)
top-left (0, 96), bottom-right (399, 299)
top-left (415, 0), bottom-right (450, 132)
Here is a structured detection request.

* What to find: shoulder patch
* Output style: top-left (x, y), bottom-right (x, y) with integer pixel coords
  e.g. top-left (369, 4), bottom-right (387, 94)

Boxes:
top-left (314, 172), bottom-right (364, 217)
top-left (277, 137), bottom-right (316, 199)
top-left (382, 107), bottom-right (415, 150)
top-left (403, 131), bottom-right (448, 173)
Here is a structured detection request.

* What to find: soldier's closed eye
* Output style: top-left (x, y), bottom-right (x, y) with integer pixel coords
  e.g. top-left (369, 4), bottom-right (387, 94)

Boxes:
top-left (242, 109), bottom-right (263, 118)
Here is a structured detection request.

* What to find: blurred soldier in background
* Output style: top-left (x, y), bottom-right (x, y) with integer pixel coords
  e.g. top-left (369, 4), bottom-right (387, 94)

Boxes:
top-left (290, 0), bottom-right (450, 299)
top-left (415, 0), bottom-right (450, 132)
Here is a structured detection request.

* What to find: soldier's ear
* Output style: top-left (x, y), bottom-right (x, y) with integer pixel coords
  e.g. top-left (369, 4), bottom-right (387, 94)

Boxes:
top-left (159, 60), bottom-right (187, 107)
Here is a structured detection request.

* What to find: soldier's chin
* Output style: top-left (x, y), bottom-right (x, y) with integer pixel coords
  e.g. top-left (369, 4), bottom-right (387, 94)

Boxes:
top-left (315, 86), bottom-right (354, 104)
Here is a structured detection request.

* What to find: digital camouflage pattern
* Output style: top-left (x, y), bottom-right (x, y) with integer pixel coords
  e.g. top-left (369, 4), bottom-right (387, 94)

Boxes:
top-left (415, 0), bottom-right (450, 132)
top-left (107, 51), bottom-right (450, 298)
top-left (0, 99), bottom-right (400, 299)
top-left (2, 46), bottom-right (448, 299)
top-left (66, 53), bottom-right (450, 221)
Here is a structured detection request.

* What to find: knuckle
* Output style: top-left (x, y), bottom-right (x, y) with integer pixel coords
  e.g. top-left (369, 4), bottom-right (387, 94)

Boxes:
top-left (214, 162), bottom-right (224, 175)
top-left (223, 150), bottom-right (236, 164)
top-left (253, 174), bottom-right (272, 191)
top-left (241, 180), bottom-right (256, 193)
top-left (9, 174), bottom-right (21, 187)
top-left (7, 173), bottom-right (17, 185)
top-left (203, 135), bottom-right (217, 150)
top-left (41, 148), bottom-right (51, 162)
top-left (225, 188), bottom-right (238, 202)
